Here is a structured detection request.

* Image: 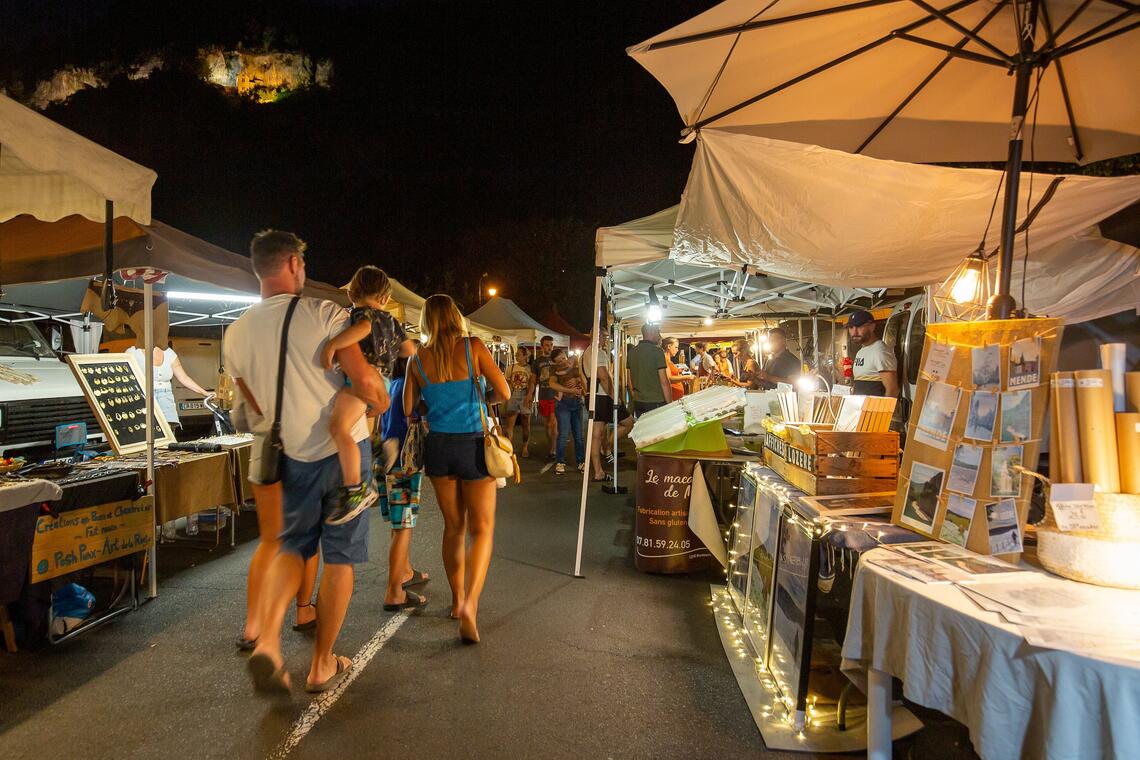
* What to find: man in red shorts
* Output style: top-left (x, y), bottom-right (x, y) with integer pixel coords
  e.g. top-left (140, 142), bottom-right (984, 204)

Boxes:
top-left (528, 335), bottom-right (559, 460)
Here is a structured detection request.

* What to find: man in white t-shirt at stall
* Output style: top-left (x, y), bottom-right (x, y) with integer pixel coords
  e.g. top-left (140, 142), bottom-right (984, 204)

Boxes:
top-left (846, 309), bottom-right (899, 398)
top-left (225, 230), bottom-right (388, 695)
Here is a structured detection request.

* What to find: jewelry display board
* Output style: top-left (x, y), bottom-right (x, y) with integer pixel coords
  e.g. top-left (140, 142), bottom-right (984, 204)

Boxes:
top-left (66, 353), bottom-right (176, 455)
top-left (892, 318), bottom-right (1062, 557)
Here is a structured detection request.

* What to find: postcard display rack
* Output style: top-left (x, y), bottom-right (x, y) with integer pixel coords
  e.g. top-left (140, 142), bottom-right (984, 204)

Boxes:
top-left (892, 319), bottom-right (1062, 558)
top-left (722, 463), bottom-right (903, 742)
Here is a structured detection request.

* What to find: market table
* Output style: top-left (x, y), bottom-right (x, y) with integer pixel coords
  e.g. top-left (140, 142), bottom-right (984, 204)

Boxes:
top-left (842, 549), bottom-right (1140, 760)
top-left (98, 451), bottom-right (238, 537)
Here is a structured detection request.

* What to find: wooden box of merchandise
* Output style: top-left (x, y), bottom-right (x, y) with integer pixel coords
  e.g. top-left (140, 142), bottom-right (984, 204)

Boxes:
top-left (762, 424), bottom-right (899, 495)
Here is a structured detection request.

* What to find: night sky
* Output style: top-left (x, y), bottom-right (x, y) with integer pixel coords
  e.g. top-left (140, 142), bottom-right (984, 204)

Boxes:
top-left (2, 0), bottom-right (711, 328)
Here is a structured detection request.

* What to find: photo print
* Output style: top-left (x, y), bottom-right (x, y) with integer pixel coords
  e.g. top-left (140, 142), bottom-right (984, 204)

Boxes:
top-left (1008, 337), bottom-right (1041, 389)
top-left (923, 342), bottom-right (955, 383)
top-left (1000, 390), bottom-right (1033, 443)
top-left (947, 443), bottom-right (984, 494)
top-left (965, 390), bottom-right (999, 441)
top-left (986, 498), bottom-right (1023, 554)
top-left (900, 461), bottom-right (945, 533)
top-left (913, 381), bottom-right (962, 451)
top-left (939, 555), bottom-right (1019, 575)
top-left (971, 344), bottom-right (1001, 391)
top-left (990, 445), bottom-right (1024, 498)
top-left (938, 493), bottom-right (977, 547)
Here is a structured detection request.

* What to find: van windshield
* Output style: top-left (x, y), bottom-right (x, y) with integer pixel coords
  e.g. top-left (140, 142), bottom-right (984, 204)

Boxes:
top-left (0, 323), bottom-right (57, 359)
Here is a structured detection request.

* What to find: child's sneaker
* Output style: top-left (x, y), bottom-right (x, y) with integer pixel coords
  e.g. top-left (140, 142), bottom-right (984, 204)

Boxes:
top-left (326, 483), bottom-right (378, 525)
top-left (554, 463), bottom-right (566, 475)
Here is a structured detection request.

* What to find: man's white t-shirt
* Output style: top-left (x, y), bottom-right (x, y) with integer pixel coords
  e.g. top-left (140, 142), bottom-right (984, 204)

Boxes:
top-left (853, 339), bottom-right (898, 382)
top-left (581, 344), bottom-right (611, 397)
top-left (224, 294), bottom-right (368, 463)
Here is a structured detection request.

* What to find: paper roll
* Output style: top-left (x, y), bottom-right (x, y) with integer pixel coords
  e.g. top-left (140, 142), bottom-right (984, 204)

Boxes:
top-left (1117, 413), bottom-right (1140, 495)
top-left (1126, 372), bottom-right (1140, 414)
top-left (1048, 400), bottom-right (1059, 481)
top-left (1100, 343), bottom-right (1127, 412)
top-left (1075, 369), bottom-right (1120, 492)
top-left (1052, 372), bottom-right (1083, 484)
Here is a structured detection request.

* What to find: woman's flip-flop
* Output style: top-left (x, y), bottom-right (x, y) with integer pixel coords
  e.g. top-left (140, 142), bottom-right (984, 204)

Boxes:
top-left (292, 602), bottom-right (317, 632)
top-left (401, 569), bottom-right (429, 589)
top-left (304, 655), bottom-right (353, 694)
top-left (383, 589), bottom-right (428, 612)
top-left (248, 653), bottom-right (291, 696)
top-left (236, 635), bottom-right (257, 652)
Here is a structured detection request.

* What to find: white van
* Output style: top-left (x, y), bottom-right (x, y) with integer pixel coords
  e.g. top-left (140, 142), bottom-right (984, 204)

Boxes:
top-left (0, 320), bottom-right (100, 455)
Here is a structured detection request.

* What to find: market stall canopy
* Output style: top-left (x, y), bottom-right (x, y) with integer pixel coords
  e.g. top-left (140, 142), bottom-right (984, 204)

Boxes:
top-left (673, 130), bottom-right (1140, 290)
top-left (596, 204), bottom-right (890, 326)
top-left (540, 307), bottom-right (590, 350)
top-left (0, 93), bottom-right (156, 223)
top-left (0, 214), bottom-right (349, 324)
top-left (594, 205), bottom-right (678, 268)
top-left (466, 296), bottom-right (568, 346)
top-left (629, 0), bottom-right (1140, 164)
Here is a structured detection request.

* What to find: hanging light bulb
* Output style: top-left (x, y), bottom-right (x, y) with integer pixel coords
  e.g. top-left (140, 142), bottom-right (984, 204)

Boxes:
top-left (933, 250), bottom-right (993, 322)
top-left (703, 316), bottom-right (714, 326)
top-left (646, 285), bottom-right (662, 324)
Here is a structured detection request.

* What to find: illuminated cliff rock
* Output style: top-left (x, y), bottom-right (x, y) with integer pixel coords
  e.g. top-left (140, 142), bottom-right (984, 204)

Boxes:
top-left (30, 67), bottom-right (105, 109)
top-left (22, 49), bottom-right (330, 110)
top-left (199, 48), bottom-right (331, 103)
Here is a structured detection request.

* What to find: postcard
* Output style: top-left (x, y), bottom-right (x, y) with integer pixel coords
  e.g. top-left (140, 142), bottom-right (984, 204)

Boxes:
top-left (923, 342), bottom-right (955, 383)
top-left (1008, 337), bottom-right (1041, 389)
top-left (938, 493), bottom-right (977, 547)
top-left (1000, 389), bottom-right (1033, 443)
top-left (947, 443), bottom-right (983, 494)
top-left (900, 461), bottom-right (945, 533)
top-left (913, 381), bottom-right (961, 451)
top-left (971, 344), bottom-right (1001, 390)
top-left (964, 390), bottom-right (998, 442)
top-left (990, 445), bottom-right (1024, 498)
top-left (939, 555), bottom-right (1021, 575)
top-left (986, 498), bottom-right (1023, 554)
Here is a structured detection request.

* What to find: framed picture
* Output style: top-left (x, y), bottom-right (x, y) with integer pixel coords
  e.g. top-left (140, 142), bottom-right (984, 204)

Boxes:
top-left (767, 513), bottom-right (818, 724)
top-left (726, 468), bottom-right (759, 619)
top-left (899, 461), bottom-right (945, 534)
top-left (798, 492), bottom-right (896, 517)
top-left (66, 353), bottom-right (176, 455)
top-left (742, 478), bottom-right (783, 667)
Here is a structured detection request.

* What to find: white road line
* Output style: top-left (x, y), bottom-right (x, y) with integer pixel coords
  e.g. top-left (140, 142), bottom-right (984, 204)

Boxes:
top-left (267, 611), bottom-right (411, 759)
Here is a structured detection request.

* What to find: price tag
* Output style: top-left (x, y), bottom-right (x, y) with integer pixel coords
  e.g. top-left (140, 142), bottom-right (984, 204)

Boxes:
top-left (1076, 377), bottom-right (1104, 388)
top-left (1050, 483), bottom-right (1099, 532)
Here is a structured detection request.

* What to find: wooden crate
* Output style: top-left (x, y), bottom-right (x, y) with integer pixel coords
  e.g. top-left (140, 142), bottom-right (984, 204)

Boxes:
top-left (762, 425), bottom-right (899, 495)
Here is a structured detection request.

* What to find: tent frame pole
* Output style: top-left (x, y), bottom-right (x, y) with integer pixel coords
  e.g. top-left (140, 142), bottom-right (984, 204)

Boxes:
top-left (144, 278), bottom-right (158, 599)
top-left (603, 279), bottom-right (627, 496)
top-left (988, 0), bottom-right (1040, 319)
top-left (573, 270), bottom-right (605, 578)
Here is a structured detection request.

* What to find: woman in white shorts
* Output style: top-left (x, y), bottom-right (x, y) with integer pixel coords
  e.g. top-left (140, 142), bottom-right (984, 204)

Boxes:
top-left (501, 347), bottom-right (532, 457)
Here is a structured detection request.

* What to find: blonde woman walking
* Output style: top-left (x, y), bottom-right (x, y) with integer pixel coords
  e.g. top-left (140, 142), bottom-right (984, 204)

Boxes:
top-left (404, 295), bottom-right (509, 643)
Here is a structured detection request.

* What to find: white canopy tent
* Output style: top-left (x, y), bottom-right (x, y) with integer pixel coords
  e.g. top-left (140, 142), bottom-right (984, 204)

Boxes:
top-left (0, 93), bottom-right (163, 599)
top-left (466, 296), bottom-right (569, 346)
top-left (670, 131), bottom-right (1140, 321)
top-left (0, 93), bottom-right (156, 224)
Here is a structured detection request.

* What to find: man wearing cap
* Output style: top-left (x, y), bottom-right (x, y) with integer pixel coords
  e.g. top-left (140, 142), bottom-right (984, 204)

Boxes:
top-left (847, 310), bottom-right (899, 398)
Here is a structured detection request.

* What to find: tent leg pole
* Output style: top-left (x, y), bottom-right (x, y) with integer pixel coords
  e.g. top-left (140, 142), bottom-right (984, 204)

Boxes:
top-left (812, 314), bottom-right (819, 373)
top-left (573, 272), bottom-right (605, 578)
top-left (144, 279), bottom-right (158, 600)
top-left (988, 0), bottom-right (1038, 320)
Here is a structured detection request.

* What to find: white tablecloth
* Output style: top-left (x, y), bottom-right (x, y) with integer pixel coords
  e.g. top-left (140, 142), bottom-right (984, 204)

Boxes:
top-left (842, 549), bottom-right (1140, 760)
top-left (0, 478), bottom-right (62, 513)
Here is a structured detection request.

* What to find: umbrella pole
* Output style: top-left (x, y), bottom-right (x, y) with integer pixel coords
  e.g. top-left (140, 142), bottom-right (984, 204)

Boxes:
top-left (989, 0), bottom-right (1039, 320)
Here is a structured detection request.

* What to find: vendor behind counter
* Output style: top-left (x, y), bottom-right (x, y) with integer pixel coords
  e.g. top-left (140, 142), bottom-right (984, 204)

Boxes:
top-left (846, 309), bottom-right (900, 399)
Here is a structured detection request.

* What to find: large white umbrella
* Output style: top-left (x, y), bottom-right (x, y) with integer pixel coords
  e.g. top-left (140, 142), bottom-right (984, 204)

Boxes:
top-left (630, 0), bottom-right (1140, 316)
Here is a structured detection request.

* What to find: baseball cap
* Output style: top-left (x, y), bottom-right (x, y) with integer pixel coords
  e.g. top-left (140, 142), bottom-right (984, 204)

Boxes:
top-left (847, 309), bottom-right (875, 327)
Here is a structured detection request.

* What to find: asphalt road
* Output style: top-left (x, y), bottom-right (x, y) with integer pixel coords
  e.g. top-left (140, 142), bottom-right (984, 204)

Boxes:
top-left (0, 451), bottom-right (976, 759)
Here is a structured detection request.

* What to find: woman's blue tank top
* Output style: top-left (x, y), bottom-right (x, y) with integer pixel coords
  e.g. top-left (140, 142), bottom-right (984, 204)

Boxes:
top-left (414, 338), bottom-right (488, 434)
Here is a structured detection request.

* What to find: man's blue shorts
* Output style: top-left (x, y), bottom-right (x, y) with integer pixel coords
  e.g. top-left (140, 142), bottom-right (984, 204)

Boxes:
top-left (280, 439), bottom-right (371, 565)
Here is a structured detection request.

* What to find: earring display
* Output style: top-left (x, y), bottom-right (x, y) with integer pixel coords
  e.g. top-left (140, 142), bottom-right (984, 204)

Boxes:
top-left (66, 353), bottom-right (176, 455)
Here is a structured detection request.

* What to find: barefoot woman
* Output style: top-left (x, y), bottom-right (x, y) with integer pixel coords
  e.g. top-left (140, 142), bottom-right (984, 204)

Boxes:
top-left (404, 295), bottom-right (509, 643)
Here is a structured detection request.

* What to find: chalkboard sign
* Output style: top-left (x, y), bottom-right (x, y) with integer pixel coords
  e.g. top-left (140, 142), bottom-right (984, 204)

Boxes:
top-left (66, 353), bottom-right (176, 454)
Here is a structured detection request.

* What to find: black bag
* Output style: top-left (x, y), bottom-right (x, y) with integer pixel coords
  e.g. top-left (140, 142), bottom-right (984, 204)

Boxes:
top-left (253, 296), bottom-right (301, 485)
